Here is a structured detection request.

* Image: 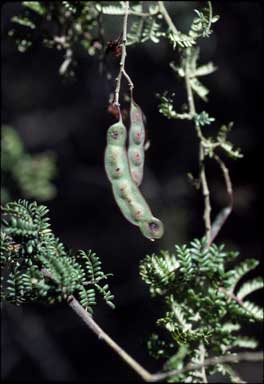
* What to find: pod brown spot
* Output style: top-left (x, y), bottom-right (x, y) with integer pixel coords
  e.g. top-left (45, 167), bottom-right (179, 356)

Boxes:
top-left (132, 111), bottom-right (141, 123)
top-left (149, 222), bottom-right (160, 233)
top-left (134, 131), bottom-right (142, 144)
top-left (133, 151), bottom-right (141, 165)
top-left (112, 131), bottom-right (119, 139)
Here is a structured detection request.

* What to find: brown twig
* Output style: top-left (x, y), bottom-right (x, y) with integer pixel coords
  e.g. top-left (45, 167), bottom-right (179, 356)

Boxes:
top-left (210, 154), bottom-right (233, 243)
top-left (199, 343), bottom-right (208, 383)
top-left (59, 48), bottom-right (73, 76)
top-left (150, 351), bottom-right (263, 382)
top-left (41, 268), bottom-right (263, 382)
top-left (184, 51), bottom-right (212, 248)
top-left (114, 1), bottom-right (134, 110)
top-left (158, 1), bottom-right (180, 36)
top-left (67, 295), bottom-right (152, 381)
top-left (41, 269), bottom-right (152, 382)
top-left (219, 287), bottom-right (245, 310)
top-left (218, 286), bottom-right (262, 322)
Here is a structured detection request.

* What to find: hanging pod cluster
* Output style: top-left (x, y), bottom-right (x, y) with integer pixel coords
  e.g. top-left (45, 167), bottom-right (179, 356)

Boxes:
top-left (104, 99), bottom-right (164, 241)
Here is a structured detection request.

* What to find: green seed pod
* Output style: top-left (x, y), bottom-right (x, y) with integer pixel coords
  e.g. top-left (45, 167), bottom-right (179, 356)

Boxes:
top-left (106, 120), bottom-right (127, 147)
top-left (105, 146), bottom-right (126, 181)
top-left (113, 182), bottom-right (147, 224)
top-left (104, 118), bottom-right (164, 241)
top-left (105, 120), bottom-right (127, 182)
top-left (128, 100), bottom-right (145, 186)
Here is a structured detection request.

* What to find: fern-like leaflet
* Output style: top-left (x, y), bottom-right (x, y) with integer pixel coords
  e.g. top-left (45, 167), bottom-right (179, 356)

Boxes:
top-left (1, 200), bottom-right (115, 314)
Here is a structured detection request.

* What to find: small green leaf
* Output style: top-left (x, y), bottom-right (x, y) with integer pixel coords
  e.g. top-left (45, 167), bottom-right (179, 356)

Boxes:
top-left (233, 336), bottom-right (258, 349)
top-left (243, 301), bottom-right (263, 321)
top-left (22, 2), bottom-right (46, 15)
top-left (236, 278), bottom-right (263, 300)
top-left (11, 16), bottom-right (36, 29)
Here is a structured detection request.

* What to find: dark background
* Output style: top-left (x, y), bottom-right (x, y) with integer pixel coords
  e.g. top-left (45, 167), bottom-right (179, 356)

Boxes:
top-left (1, 1), bottom-right (263, 382)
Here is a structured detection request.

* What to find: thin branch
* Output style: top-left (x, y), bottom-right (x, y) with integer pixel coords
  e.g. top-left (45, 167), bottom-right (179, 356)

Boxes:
top-left (184, 59), bottom-right (195, 118)
top-left (184, 50), bottom-right (212, 247)
top-left (114, 1), bottom-right (134, 110)
top-left (59, 289), bottom-right (264, 382)
top-left (158, 1), bottom-right (180, 35)
top-left (172, 112), bottom-right (192, 120)
top-left (42, 267), bottom-right (263, 383)
top-left (211, 154), bottom-right (233, 243)
top-left (59, 48), bottom-right (73, 76)
top-left (123, 67), bottom-right (134, 94)
top-left (67, 295), bottom-right (153, 382)
top-left (219, 285), bottom-right (264, 323)
top-left (102, 9), bottom-right (159, 17)
top-left (206, 1), bottom-right (213, 36)
top-left (41, 267), bottom-right (152, 381)
top-left (218, 287), bottom-right (251, 314)
top-left (199, 343), bottom-right (208, 383)
top-left (200, 147), bottom-right (212, 247)
top-left (150, 351), bottom-right (263, 382)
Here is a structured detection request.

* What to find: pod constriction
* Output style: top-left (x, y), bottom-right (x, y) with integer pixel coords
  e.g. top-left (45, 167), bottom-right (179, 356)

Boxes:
top-left (104, 119), bottom-right (164, 240)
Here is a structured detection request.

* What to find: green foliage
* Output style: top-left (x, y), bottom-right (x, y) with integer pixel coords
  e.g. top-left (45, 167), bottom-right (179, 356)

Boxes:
top-left (11, 15), bottom-right (36, 29)
top-left (157, 92), bottom-right (191, 120)
top-left (189, 2), bottom-right (219, 39)
top-left (127, 6), bottom-right (162, 45)
top-left (182, 47), bottom-right (217, 102)
top-left (216, 122), bottom-right (243, 159)
top-left (140, 239), bottom-right (263, 382)
top-left (127, 18), bottom-right (145, 45)
top-left (140, 17), bottom-right (163, 44)
top-left (1, 200), bottom-right (114, 314)
top-left (157, 93), bottom-right (178, 120)
top-left (202, 122), bottom-right (243, 159)
top-left (1, 126), bottom-right (57, 204)
top-left (236, 278), bottom-right (263, 300)
top-left (158, 47), bottom-right (217, 122)
top-left (214, 363), bottom-right (246, 384)
top-left (22, 2), bottom-right (47, 15)
top-left (163, 49), bottom-right (214, 128)
top-left (233, 336), bottom-right (258, 349)
top-left (9, 1), bottom-right (103, 75)
top-left (140, 250), bottom-right (179, 297)
top-left (96, 2), bottom-right (163, 45)
top-left (94, 2), bottom-right (219, 49)
top-left (9, 2), bottom-right (220, 74)
top-left (227, 259), bottom-right (259, 292)
top-left (158, 46), bottom-right (243, 163)
top-left (96, 2), bottom-right (128, 15)
top-left (167, 30), bottom-right (195, 49)
top-left (194, 111), bottom-right (215, 126)
top-left (167, 3), bottom-right (219, 49)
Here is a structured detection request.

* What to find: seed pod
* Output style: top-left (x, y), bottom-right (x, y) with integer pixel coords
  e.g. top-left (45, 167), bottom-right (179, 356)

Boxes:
top-left (128, 100), bottom-right (145, 186)
top-left (104, 118), bottom-right (164, 240)
top-left (105, 120), bottom-right (127, 182)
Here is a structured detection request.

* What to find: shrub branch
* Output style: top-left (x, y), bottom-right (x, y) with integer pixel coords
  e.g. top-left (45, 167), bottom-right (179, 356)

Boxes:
top-left (41, 266), bottom-right (263, 383)
top-left (211, 154), bottom-right (233, 242)
top-left (114, 1), bottom-right (134, 110)
top-left (184, 52), bottom-right (212, 247)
